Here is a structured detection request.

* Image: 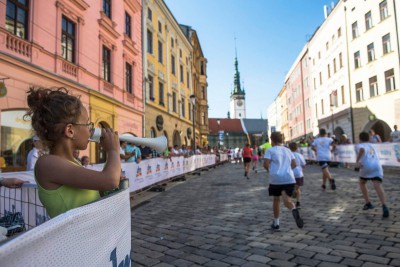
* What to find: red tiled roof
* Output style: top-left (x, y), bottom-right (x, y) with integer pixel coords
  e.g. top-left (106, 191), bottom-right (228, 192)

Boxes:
top-left (209, 118), bottom-right (243, 133)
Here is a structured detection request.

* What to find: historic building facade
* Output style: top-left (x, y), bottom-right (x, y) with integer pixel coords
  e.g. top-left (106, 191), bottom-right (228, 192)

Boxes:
top-left (143, 0), bottom-right (197, 148)
top-left (0, 0), bottom-right (143, 171)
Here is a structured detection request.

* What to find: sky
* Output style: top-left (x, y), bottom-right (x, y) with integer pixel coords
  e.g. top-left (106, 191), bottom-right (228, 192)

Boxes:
top-left (165, 0), bottom-right (338, 119)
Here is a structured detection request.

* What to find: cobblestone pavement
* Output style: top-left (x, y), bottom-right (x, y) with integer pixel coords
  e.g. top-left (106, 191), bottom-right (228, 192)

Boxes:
top-left (131, 163), bottom-right (400, 267)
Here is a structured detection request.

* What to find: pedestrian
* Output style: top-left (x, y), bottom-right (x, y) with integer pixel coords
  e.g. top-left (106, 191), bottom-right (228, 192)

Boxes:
top-left (24, 87), bottom-right (121, 218)
top-left (73, 149), bottom-right (80, 161)
top-left (251, 144), bottom-right (259, 173)
top-left (26, 135), bottom-right (43, 171)
top-left (389, 125), bottom-right (400, 142)
top-left (263, 132), bottom-right (304, 230)
top-left (80, 155), bottom-right (90, 168)
top-left (369, 129), bottom-right (382, 143)
top-left (355, 131), bottom-right (389, 218)
top-left (242, 143), bottom-right (252, 179)
top-left (289, 142), bottom-right (306, 209)
top-left (311, 128), bottom-right (336, 191)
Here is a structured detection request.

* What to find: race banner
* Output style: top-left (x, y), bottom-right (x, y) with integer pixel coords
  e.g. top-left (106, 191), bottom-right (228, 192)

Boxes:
top-left (0, 189), bottom-right (131, 267)
top-left (299, 143), bottom-right (400, 166)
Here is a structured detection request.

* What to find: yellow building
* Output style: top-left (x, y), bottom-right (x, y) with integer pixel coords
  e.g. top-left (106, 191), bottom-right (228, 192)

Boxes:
top-left (143, 0), bottom-right (195, 148)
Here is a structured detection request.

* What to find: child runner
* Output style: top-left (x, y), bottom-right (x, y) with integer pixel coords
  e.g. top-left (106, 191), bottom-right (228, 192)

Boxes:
top-left (242, 143), bottom-right (252, 179)
top-left (263, 132), bottom-right (304, 230)
top-left (311, 128), bottom-right (336, 191)
top-left (355, 131), bottom-right (389, 218)
top-left (24, 87), bottom-right (121, 218)
top-left (289, 142), bottom-right (306, 209)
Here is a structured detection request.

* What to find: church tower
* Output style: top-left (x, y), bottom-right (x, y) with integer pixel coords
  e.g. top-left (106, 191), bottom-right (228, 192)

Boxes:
top-left (230, 48), bottom-right (246, 119)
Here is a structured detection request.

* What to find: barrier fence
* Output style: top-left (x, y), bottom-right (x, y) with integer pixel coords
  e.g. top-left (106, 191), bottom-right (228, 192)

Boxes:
top-left (299, 143), bottom-right (400, 167)
top-left (0, 154), bottom-right (217, 266)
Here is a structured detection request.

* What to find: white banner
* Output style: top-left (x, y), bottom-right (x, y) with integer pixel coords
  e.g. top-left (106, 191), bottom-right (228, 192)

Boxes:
top-left (0, 189), bottom-right (131, 267)
top-left (299, 143), bottom-right (400, 166)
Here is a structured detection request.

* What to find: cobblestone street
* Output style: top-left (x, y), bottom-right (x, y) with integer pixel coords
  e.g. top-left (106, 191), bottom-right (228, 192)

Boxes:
top-left (131, 163), bottom-right (400, 267)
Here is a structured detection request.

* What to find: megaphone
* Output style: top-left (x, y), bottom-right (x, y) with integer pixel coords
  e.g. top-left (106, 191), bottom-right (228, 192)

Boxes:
top-left (89, 128), bottom-right (168, 153)
top-left (119, 134), bottom-right (167, 153)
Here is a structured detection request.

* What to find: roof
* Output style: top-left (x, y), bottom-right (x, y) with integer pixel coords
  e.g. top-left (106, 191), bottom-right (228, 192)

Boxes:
top-left (209, 118), bottom-right (268, 134)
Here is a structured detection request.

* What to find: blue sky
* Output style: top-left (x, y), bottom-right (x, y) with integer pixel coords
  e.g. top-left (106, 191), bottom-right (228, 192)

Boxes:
top-left (165, 0), bottom-right (338, 119)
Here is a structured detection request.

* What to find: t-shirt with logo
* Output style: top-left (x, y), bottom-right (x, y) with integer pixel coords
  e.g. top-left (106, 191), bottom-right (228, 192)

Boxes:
top-left (264, 146), bottom-right (295, 185)
top-left (312, 137), bottom-right (333, 161)
top-left (356, 143), bottom-right (383, 178)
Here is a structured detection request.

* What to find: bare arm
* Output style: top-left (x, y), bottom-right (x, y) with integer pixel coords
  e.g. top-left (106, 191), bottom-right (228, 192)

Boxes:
top-left (263, 158), bottom-right (270, 170)
top-left (291, 159), bottom-right (297, 169)
top-left (356, 147), bottom-right (365, 165)
top-left (36, 128), bottom-right (121, 191)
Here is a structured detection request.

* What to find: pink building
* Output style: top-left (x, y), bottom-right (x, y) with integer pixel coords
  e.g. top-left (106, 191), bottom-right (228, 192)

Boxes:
top-left (285, 48), bottom-right (312, 142)
top-left (0, 0), bottom-right (143, 171)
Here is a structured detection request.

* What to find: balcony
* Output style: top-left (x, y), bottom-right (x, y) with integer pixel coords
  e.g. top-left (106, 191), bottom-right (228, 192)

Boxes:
top-left (5, 32), bottom-right (31, 57)
top-left (61, 60), bottom-right (78, 77)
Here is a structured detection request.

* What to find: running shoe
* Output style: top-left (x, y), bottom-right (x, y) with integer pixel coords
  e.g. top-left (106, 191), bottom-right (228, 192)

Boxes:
top-left (292, 209), bottom-right (304, 228)
top-left (383, 205), bottom-right (389, 218)
top-left (321, 184), bottom-right (326, 191)
top-left (363, 202), bottom-right (374, 210)
top-left (271, 222), bottom-right (280, 230)
top-left (330, 179), bottom-right (336, 190)
top-left (296, 202), bottom-right (301, 209)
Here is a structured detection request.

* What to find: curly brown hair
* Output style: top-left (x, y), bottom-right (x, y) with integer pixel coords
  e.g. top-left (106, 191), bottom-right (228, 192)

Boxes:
top-left (24, 87), bottom-right (82, 150)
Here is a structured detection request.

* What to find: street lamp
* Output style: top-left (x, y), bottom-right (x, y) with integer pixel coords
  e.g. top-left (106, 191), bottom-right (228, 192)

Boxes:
top-left (216, 119), bottom-right (220, 149)
top-left (189, 94), bottom-right (196, 151)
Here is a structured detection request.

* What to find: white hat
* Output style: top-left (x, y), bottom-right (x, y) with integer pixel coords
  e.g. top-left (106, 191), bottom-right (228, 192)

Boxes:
top-left (32, 135), bottom-right (40, 141)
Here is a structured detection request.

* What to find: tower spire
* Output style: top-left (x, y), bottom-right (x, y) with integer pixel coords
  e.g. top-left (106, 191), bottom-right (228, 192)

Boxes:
top-left (232, 35), bottom-right (244, 96)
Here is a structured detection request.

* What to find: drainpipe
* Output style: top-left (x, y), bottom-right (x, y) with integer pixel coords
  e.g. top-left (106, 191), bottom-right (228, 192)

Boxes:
top-left (141, 0), bottom-right (146, 137)
top-left (344, 4), bottom-right (355, 143)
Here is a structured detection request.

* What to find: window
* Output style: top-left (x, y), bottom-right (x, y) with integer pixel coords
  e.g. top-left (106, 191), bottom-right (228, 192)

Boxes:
top-left (179, 49), bottom-right (182, 58)
top-left (369, 76), bottom-right (378, 97)
top-left (382, 33), bottom-right (391, 54)
top-left (158, 21), bottom-right (162, 33)
top-left (319, 72), bottom-right (322, 85)
top-left (365, 11), bottom-right (373, 30)
top-left (125, 63), bottom-right (132, 94)
top-left (188, 102), bottom-right (192, 120)
top-left (181, 98), bottom-right (185, 117)
top-left (172, 92), bottom-right (177, 112)
top-left (333, 58), bottom-right (337, 73)
top-left (321, 99), bottom-right (324, 115)
top-left (341, 85), bottom-right (345, 104)
top-left (103, 0), bottom-right (111, 19)
top-left (354, 51), bottom-right (361, 69)
top-left (352, 21), bottom-right (359, 39)
top-left (171, 37), bottom-right (174, 48)
top-left (102, 46), bottom-right (111, 82)
top-left (313, 78), bottom-right (316, 90)
top-left (201, 112), bottom-right (205, 125)
top-left (200, 61), bottom-right (205, 75)
top-left (5, 0), bottom-right (29, 39)
top-left (187, 72), bottom-right (190, 88)
top-left (61, 16), bottom-right (75, 63)
top-left (158, 82), bottom-right (164, 105)
top-left (201, 86), bottom-right (205, 99)
top-left (385, 68), bottom-right (395, 92)
top-left (330, 90), bottom-right (338, 107)
top-left (338, 27), bottom-right (342, 37)
top-left (180, 65), bottom-right (184, 83)
top-left (380, 0), bottom-right (388, 21)
top-left (318, 51), bottom-right (321, 59)
top-left (367, 43), bottom-right (375, 62)
top-left (332, 34), bottom-right (335, 44)
top-left (327, 64), bottom-right (331, 78)
top-left (148, 75), bottom-right (154, 100)
top-left (147, 30), bottom-right (153, 54)
top-left (147, 7), bottom-right (152, 21)
top-left (315, 104), bottom-right (318, 117)
top-left (171, 55), bottom-right (175, 75)
top-left (355, 82), bottom-right (364, 102)
top-left (125, 12), bottom-right (131, 38)
top-left (158, 41), bottom-right (163, 63)
top-left (326, 41), bottom-right (329, 51)
top-left (339, 53), bottom-right (343, 68)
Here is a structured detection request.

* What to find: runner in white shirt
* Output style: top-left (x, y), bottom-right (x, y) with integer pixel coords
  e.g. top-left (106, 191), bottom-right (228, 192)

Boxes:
top-left (264, 132), bottom-right (303, 230)
top-left (390, 125), bottom-right (400, 142)
top-left (289, 142), bottom-right (306, 209)
top-left (311, 128), bottom-right (336, 191)
top-left (355, 131), bottom-right (389, 218)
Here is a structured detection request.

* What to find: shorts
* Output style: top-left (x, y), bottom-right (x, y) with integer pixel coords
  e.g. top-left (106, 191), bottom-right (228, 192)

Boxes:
top-left (295, 177), bottom-right (304, 186)
top-left (360, 177), bottom-right (383, 182)
top-left (319, 161), bottom-right (330, 169)
top-left (243, 157), bottom-right (251, 163)
top-left (252, 155), bottom-right (259, 161)
top-left (268, 183), bottom-right (296, 197)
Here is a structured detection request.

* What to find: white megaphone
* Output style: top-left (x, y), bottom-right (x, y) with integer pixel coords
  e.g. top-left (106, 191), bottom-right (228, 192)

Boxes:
top-left (119, 134), bottom-right (167, 153)
top-left (89, 128), bottom-right (167, 153)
